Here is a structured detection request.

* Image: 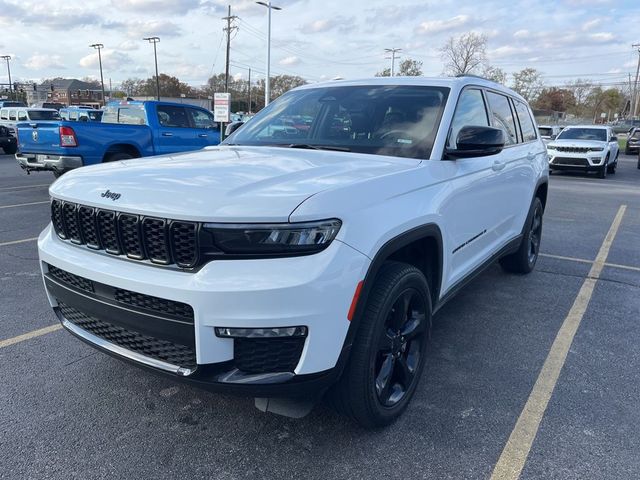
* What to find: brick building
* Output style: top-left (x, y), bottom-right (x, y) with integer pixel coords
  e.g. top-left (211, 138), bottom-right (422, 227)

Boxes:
top-left (27, 79), bottom-right (104, 107)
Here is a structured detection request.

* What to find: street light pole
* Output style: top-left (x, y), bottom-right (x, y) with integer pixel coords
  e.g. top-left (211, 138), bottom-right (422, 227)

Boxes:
top-left (256, 1), bottom-right (281, 107)
top-left (89, 44), bottom-right (106, 106)
top-left (1, 55), bottom-right (12, 98)
top-left (143, 37), bottom-right (161, 100)
top-left (384, 48), bottom-right (402, 76)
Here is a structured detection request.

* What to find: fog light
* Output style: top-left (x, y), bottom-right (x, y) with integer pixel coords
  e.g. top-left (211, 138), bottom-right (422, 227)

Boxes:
top-left (215, 326), bottom-right (308, 338)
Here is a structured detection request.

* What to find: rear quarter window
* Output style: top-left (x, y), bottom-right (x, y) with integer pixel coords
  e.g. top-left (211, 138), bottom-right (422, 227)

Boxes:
top-left (514, 100), bottom-right (537, 142)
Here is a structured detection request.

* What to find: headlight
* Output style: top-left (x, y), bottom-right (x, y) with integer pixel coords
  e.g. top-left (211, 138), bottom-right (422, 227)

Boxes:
top-left (588, 147), bottom-right (604, 152)
top-left (202, 219), bottom-right (341, 256)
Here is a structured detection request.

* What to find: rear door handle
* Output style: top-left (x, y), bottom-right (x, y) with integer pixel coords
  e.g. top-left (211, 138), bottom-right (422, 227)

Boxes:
top-left (527, 152), bottom-right (535, 161)
top-left (162, 132), bottom-right (173, 137)
top-left (492, 160), bottom-right (506, 171)
top-left (198, 133), bottom-right (208, 138)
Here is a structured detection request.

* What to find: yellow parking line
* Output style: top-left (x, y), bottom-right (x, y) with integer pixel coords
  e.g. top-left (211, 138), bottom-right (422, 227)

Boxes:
top-left (0, 324), bottom-right (62, 349)
top-left (0, 200), bottom-right (49, 209)
top-left (491, 205), bottom-right (627, 480)
top-left (0, 183), bottom-right (49, 192)
top-left (539, 253), bottom-right (592, 264)
top-left (0, 237), bottom-right (38, 247)
top-left (540, 253), bottom-right (640, 274)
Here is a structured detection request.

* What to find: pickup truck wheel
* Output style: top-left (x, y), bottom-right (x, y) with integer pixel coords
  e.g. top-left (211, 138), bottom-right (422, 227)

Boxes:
top-left (3, 144), bottom-right (17, 155)
top-left (500, 197), bottom-right (543, 274)
top-left (105, 152), bottom-right (134, 162)
top-left (330, 261), bottom-right (432, 428)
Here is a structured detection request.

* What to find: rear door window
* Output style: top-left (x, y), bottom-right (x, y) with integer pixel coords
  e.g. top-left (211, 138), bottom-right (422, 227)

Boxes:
top-left (157, 106), bottom-right (190, 128)
top-left (486, 91), bottom-right (518, 145)
top-left (514, 100), bottom-right (537, 142)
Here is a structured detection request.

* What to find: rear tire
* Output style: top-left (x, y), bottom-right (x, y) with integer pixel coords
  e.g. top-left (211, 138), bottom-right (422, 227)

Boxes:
top-left (500, 197), bottom-right (543, 274)
top-left (330, 261), bottom-right (432, 428)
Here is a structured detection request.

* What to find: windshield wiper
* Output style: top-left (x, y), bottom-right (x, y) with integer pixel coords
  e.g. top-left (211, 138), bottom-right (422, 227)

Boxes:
top-left (286, 143), bottom-right (351, 152)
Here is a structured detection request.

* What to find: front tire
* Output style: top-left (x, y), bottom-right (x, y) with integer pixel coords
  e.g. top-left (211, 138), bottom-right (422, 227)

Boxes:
top-left (330, 262), bottom-right (432, 428)
top-left (500, 197), bottom-right (543, 274)
top-left (598, 156), bottom-right (608, 179)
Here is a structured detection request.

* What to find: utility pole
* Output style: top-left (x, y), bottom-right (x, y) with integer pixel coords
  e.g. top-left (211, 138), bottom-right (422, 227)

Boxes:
top-left (257, 1), bottom-right (282, 107)
top-left (222, 5), bottom-right (238, 93)
top-left (632, 44), bottom-right (640, 118)
top-left (90, 44), bottom-right (106, 106)
top-left (143, 36), bottom-right (161, 100)
top-left (384, 48), bottom-right (402, 76)
top-left (247, 67), bottom-right (252, 113)
top-left (1, 55), bottom-right (12, 98)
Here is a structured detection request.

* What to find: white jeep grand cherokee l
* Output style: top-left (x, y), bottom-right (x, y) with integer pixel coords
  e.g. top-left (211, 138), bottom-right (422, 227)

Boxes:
top-left (38, 77), bottom-right (548, 427)
top-left (547, 125), bottom-right (619, 178)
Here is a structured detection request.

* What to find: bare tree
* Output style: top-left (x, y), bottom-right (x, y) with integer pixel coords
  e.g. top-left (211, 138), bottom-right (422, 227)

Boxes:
top-left (440, 32), bottom-right (487, 76)
top-left (482, 65), bottom-right (507, 84)
top-left (375, 58), bottom-right (423, 77)
top-left (512, 68), bottom-right (544, 103)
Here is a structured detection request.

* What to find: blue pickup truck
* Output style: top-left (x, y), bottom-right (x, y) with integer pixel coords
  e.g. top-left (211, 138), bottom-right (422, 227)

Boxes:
top-left (16, 100), bottom-right (220, 176)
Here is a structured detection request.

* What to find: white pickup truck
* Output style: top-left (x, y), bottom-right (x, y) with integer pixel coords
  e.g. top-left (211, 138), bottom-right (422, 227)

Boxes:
top-left (38, 76), bottom-right (548, 427)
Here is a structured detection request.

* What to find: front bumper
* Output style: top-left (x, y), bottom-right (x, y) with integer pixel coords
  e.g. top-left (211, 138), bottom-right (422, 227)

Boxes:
top-left (548, 151), bottom-right (606, 171)
top-left (38, 224), bottom-right (369, 396)
top-left (16, 153), bottom-right (83, 172)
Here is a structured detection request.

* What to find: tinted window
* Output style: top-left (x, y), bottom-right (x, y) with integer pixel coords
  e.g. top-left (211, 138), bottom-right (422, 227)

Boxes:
top-left (226, 85), bottom-right (449, 160)
top-left (189, 108), bottom-right (215, 129)
top-left (557, 128), bottom-right (606, 142)
top-left (118, 106), bottom-right (147, 125)
top-left (514, 100), bottom-right (537, 142)
top-left (538, 127), bottom-right (552, 137)
top-left (18, 111), bottom-right (27, 121)
top-left (28, 110), bottom-right (60, 120)
top-left (448, 89), bottom-right (489, 148)
top-left (486, 91), bottom-right (517, 145)
top-left (157, 106), bottom-right (190, 128)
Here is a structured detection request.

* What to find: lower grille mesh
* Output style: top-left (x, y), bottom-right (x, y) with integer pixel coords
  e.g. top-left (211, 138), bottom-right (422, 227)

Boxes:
top-left (234, 337), bottom-right (305, 373)
top-left (59, 303), bottom-right (196, 370)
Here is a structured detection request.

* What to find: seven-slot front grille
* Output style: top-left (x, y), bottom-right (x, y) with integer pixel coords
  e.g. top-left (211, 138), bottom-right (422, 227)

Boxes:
top-left (58, 302), bottom-right (197, 370)
top-left (553, 146), bottom-right (592, 154)
top-left (51, 199), bottom-right (199, 268)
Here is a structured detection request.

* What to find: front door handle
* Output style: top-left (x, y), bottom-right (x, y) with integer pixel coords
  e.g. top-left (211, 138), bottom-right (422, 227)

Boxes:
top-left (198, 133), bottom-right (208, 138)
top-left (162, 132), bottom-right (173, 137)
top-left (492, 160), bottom-right (506, 171)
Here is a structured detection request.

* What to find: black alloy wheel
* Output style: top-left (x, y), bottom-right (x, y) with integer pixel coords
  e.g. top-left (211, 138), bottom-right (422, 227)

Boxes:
top-left (374, 287), bottom-right (428, 407)
top-left (528, 201), bottom-right (543, 266)
top-left (329, 262), bottom-right (432, 428)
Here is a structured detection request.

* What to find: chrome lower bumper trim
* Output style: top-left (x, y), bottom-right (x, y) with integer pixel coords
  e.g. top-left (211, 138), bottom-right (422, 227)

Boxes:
top-left (60, 318), bottom-right (195, 377)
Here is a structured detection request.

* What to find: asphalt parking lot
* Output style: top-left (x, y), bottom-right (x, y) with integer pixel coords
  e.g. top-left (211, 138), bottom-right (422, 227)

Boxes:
top-left (1, 153), bottom-right (639, 479)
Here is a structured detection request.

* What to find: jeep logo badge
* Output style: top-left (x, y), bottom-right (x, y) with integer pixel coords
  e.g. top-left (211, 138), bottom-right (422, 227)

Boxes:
top-left (32, 130), bottom-right (38, 142)
top-left (101, 189), bottom-right (121, 201)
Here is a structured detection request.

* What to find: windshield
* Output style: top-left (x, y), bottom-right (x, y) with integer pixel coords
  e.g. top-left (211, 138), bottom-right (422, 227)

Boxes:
top-left (28, 110), bottom-right (60, 120)
top-left (538, 127), bottom-right (553, 137)
top-left (224, 85), bottom-right (449, 159)
top-left (557, 128), bottom-right (606, 141)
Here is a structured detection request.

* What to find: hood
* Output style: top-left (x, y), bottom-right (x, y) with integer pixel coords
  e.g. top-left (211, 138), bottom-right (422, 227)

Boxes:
top-left (49, 146), bottom-right (419, 222)
top-left (548, 139), bottom-right (607, 149)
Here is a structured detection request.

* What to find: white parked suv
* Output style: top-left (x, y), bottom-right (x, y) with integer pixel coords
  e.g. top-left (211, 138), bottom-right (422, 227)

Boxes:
top-left (547, 125), bottom-right (619, 178)
top-left (38, 77), bottom-right (548, 427)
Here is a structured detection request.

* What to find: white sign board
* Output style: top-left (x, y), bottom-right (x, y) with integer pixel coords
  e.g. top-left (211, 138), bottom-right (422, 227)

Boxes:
top-left (214, 93), bottom-right (231, 123)
top-left (600, 112), bottom-right (606, 119)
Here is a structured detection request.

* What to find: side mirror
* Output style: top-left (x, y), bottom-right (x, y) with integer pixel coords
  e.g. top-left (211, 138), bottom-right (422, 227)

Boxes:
top-left (611, 135), bottom-right (618, 142)
top-left (445, 126), bottom-right (505, 159)
top-left (225, 121), bottom-right (244, 136)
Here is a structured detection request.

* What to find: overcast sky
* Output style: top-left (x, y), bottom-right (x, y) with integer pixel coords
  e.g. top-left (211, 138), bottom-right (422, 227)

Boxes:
top-left (0, 0), bottom-right (638, 89)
